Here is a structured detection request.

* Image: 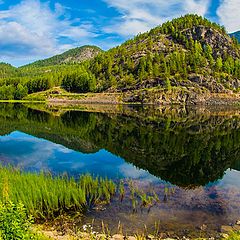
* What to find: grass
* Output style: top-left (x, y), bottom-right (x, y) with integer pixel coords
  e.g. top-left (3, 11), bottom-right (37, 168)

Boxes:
top-left (119, 180), bottom-right (125, 202)
top-left (225, 231), bottom-right (240, 240)
top-left (0, 167), bottom-right (116, 220)
top-left (23, 87), bottom-right (122, 103)
top-left (0, 100), bottom-right (45, 103)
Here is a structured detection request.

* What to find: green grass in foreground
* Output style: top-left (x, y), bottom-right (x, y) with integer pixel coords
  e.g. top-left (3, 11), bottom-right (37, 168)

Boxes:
top-left (225, 231), bottom-right (240, 240)
top-left (0, 167), bottom-right (116, 220)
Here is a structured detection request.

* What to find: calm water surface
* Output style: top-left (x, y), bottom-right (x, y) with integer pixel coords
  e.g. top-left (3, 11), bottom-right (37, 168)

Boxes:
top-left (0, 103), bottom-right (240, 236)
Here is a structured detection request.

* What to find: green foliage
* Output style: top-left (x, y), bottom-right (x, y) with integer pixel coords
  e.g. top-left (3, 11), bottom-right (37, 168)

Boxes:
top-left (62, 66), bottom-right (96, 93)
top-left (0, 63), bottom-right (17, 78)
top-left (15, 84), bottom-right (28, 100)
top-left (0, 167), bottom-right (116, 220)
top-left (225, 231), bottom-right (240, 240)
top-left (0, 46), bottom-right (101, 98)
top-left (0, 85), bottom-right (15, 100)
top-left (0, 84), bottom-right (28, 100)
top-left (0, 201), bottom-right (38, 240)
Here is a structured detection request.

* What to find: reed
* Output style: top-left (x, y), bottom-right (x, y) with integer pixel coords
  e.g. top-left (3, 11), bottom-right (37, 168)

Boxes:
top-left (119, 180), bottom-right (125, 202)
top-left (0, 167), bottom-right (116, 220)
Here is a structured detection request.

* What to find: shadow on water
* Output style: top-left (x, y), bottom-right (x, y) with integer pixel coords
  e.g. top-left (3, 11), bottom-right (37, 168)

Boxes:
top-left (0, 103), bottom-right (240, 236)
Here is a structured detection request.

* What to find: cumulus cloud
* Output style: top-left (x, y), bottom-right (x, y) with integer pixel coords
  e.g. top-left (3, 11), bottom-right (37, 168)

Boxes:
top-left (0, 0), bottom-right (96, 61)
top-left (61, 24), bottom-right (98, 40)
top-left (217, 0), bottom-right (240, 33)
top-left (103, 0), bottom-right (210, 36)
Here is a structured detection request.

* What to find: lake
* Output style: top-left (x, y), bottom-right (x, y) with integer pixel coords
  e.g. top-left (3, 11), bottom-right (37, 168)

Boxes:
top-left (0, 103), bottom-right (240, 237)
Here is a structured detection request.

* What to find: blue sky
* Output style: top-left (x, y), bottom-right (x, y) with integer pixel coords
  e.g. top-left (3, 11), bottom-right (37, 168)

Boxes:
top-left (0, 0), bottom-right (239, 66)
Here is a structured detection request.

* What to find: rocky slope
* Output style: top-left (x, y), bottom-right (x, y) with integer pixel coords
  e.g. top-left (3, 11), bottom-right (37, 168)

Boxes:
top-left (82, 15), bottom-right (240, 104)
top-left (24, 45), bottom-right (103, 67)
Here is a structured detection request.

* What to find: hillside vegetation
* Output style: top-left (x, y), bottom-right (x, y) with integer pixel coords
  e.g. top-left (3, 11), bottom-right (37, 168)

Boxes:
top-left (0, 15), bottom-right (240, 104)
top-left (23, 45), bottom-right (102, 67)
top-left (83, 15), bottom-right (240, 97)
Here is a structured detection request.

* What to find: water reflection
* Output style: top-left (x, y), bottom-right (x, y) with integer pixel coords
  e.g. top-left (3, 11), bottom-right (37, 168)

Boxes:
top-left (0, 103), bottom-right (239, 188)
top-left (0, 103), bottom-right (240, 236)
top-left (0, 131), bottom-right (158, 182)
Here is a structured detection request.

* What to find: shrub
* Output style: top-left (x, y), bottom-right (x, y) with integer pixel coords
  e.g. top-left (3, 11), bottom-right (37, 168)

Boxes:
top-left (0, 201), bottom-right (36, 240)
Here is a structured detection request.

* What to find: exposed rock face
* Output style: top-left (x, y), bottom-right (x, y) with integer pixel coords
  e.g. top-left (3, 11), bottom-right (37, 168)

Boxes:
top-left (122, 88), bottom-right (240, 105)
top-left (182, 26), bottom-right (240, 59)
top-left (187, 75), bottom-right (232, 93)
top-left (63, 47), bottom-right (101, 64)
top-left (119, 74), bottom-right (239, 96)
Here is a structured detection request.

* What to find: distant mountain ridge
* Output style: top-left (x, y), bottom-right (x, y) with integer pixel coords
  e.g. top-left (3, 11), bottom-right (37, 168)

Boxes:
top-left (22, 45), bottom-right (103, 68)
top-left (230, 31), bottom-right (240, 43)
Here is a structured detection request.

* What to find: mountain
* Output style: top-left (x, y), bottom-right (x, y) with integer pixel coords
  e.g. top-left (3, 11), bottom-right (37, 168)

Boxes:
top-left (23, 45), bottom-right (103, 67)
top-left (1, 14), bottom-right (240, 104)
top-left (75, 14), bottom-right (239, 104)
top-left (230, 31), bottom-right (240, 43)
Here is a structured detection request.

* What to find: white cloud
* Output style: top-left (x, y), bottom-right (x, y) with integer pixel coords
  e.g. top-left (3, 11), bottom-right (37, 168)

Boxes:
top-left (217, 0), bottom-right (240, 33)
top-left (0, 0), bottom-right (96, 61)
top-left (104, 19), bottom-right (151, 36)
top-left (103, 0), bottom-right (210, 36)
top-left (61, 24), bottom-right (98, 40)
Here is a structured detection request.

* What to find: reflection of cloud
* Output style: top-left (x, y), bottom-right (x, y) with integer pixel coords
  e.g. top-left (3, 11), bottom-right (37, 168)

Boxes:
top-left (217, 169), bottom-right (240, 189)
top-left (119, 163), bottom-right (158, 182)
top-left (0, 131), bottom-right (67, 170)
top-left (0, 131), bottom-right (161, 182)
top-left (56, 146), bottom-right (74, 154)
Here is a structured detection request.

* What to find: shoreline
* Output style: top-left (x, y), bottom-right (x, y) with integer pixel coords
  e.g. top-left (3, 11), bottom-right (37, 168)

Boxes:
top-left (0, 91), bottom-right (240, 106)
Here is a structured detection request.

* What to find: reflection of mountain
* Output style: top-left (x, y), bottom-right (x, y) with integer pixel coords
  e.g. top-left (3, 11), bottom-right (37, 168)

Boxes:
top-left (0, 103), bottom-right (240, 188)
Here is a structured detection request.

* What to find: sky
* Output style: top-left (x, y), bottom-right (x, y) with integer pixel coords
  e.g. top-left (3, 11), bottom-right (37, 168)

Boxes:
top-left (0, 0), bottom-right (240, 66)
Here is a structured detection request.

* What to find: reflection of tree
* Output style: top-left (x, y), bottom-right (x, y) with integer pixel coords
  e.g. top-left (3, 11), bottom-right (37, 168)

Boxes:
top-left (0, 103), bottom-right (240, 188)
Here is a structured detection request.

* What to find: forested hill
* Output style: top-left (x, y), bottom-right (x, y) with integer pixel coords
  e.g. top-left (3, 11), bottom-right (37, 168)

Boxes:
top-left (0, 63), bottom-right (17, 77)
top-left (82, 14), bottom-right (240, 95)
top-left (230, 31), bottom-right (240, 43)
top-left (23, 45), bottom-right (103, 67)
top-left (1, 14), bottom-right (240, 104)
